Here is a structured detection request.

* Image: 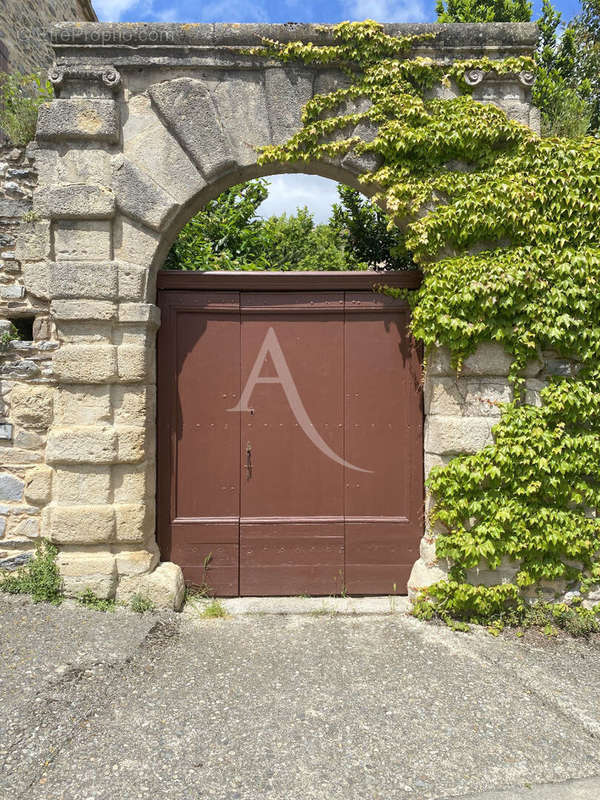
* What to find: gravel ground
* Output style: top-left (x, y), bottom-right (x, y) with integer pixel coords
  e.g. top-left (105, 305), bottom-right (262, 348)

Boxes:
top-left (1, 594), bottom-right (599, 800)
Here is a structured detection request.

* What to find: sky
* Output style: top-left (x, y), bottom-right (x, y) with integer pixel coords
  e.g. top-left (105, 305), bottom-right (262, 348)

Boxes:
top-left (93, 0), bottom-right (583, 222)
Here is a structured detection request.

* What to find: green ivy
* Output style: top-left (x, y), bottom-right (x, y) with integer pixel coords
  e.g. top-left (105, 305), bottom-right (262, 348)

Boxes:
top-left (249, 20), bottom-right (600, 623)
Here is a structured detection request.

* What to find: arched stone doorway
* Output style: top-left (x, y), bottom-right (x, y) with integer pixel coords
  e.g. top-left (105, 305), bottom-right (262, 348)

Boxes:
top-left (14, 22), bottom-right (538, 607)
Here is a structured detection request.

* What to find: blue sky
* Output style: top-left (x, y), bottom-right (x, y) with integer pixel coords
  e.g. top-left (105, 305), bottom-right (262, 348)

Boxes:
top-left (94, 0), bottom-right (580, 24)
top-left (93, 0), bottom-right (583, 222)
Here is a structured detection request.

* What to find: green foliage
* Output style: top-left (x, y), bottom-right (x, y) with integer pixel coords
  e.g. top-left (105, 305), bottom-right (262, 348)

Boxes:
top-left (0, 323), bottom-right (18, 352)
top-left (77, 588), bottom-right (116, 612)
top-left (331, 185), bottom-right (414, 270)
top-left (436, 0), bottom-right (532, 23)
top-left (165, 179), bottom-right (269, 270)
top-left (533, 0), bottom-right (592, 137)
top-left (0, 539), bottom-right (63, 604)
top-left (249, 20), bottom-right (600, 625)
top-left (165, 178), bottom-right (366, 271)
top-left (130, 593), bottom-right (155, 613)
top-left (574, 0), bottom-right (600, 131)
top-left (413, 584), bottom-right (600, 636)
top-left (200, 599), bottom-right (228, 618)
top-left (0, 72), bottom-right (53, 145)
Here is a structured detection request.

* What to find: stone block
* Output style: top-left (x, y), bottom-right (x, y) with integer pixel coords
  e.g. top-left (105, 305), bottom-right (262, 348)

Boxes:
top-left (116, 561), bottom-right (185, 610)
top-left (0, 448), bottom-right (42, 466)
top-left (265, 67), bottom-right (314, 146)
top-left (114, 546), bottom-right (159, 576)
top-left (117, 261), bottom-right (149, 302)
top-left (9, 384), bottom-right (53, 428)
top-left (0, 285), bottom-right (25, 300)
top-left (118, 303), bottom-right (160, 326)
top-left (0, 361), bottom-right (41, 380)
top-left (112, 323), bottom-right (153, 348)
top-left (419, 535), bottom-right (438, 564)
top-left (117, 345), bottom-right (154, 383)
top-left (427, 343), bottom-right (543, 378)
top-left (112, 463), bottom-right (154, 503)
top-left (0, 473), bottom-right (24, 501)
top-left (57, 550), bottom-right (117, 600)
top-left (32, 317), bottom-right (51, 341)
top-left (424, 376), bottom-right (513, 418)
top-left (525, 378), bottom-right (546, 408)
top-left (425, 416), bottom-right (495, 455)
top-left (47, 505), bottom-right (115, 544)
top-left (54, 220), bottom-right (112, 261)
top-left (112, 154), bottom-right (178, 232)
top-left (51, 300), bottom-right (117, 321)
top-left (53, 344), bottom-right (118, 384)
top-left (54, 466), bottom-right (112, 505)
top-left (212, 72), bottom-right (272, 167)
top-left (54, 320), bottom-right (113, 345)
top-left (54, 385), bottom-right (111, 426)
top-left (115, 503), bottom-right (154, 543)
top-left (22, 261), bottom-right (49, 298)
top-left (35, 184), bottom-right (115, 220)
top-left (10, 517), bottom-right (40, 540)
top-left (112, 385), bottom-right (152, 426)
top-left (149, 78), bottom-right (237, 180)
top-left (14, 429), bottom-right (44, 450)
top-left (24, 465), bottom-right (53, 505)
top-left (36, 146), bottom-right (112, 186)
top-left (46, 426), bottom-right (117, 465)
top-left (466, 556), bottom-right (520, 587)
top-left (0, 196), bottom-right (30, 216)
top-left (116, 426), bottom-right (146, 463)
top-left (122, 93), bottom-right (206, 205)
top-left (15, 219), bottom-right (51, 261)
top-left (37, 99), bottom-right (120, 143)
top-left (113, 216), bottom-right (160, 274)
top-left (407, 557), bottom-right (449, 601)
top-left (48, 261), bottom-right (118, 300)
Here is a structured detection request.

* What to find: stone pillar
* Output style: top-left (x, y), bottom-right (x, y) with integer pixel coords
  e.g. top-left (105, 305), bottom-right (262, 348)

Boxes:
top-left (24, 68), bottom-right (184, 608)
top-left (407, 343), bottom-right (543, 599)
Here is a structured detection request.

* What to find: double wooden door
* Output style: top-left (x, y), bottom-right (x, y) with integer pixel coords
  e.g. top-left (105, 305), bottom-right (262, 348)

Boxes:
top-left (157, 276), bottom-right (423, 596)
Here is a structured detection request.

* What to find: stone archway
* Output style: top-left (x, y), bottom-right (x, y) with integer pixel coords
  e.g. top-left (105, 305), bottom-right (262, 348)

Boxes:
top-left (12, 22), bottom-right (539, 607)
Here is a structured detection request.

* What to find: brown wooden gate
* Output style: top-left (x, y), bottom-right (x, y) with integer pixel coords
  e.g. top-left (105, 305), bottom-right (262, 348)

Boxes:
top-left (157, 272), bottom-right (423, 596)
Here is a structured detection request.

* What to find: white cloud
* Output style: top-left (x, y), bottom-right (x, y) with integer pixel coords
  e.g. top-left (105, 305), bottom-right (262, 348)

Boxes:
top-left (344, 0), bottom-right (428, 23)
top-left (257, 174), bottom-right (343, 225)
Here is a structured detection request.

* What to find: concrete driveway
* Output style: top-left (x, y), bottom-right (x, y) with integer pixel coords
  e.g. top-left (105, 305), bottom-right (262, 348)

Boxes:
top-left (1, 595), bottom-right (600, 800)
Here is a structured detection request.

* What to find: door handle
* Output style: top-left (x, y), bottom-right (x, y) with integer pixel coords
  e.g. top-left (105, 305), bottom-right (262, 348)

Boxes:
top-left (245, 442), bottom-right (252, 478)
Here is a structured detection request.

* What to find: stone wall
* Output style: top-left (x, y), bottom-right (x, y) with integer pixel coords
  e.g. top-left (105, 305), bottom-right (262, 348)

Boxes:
top-left (408, 346), bottom-right (582, 598)
top-left (0, 0), bottom-right (96, 74)
top-left (0, 144), bottom-right (56, 570)
top-left (1, 22), bottom-right (542, 608)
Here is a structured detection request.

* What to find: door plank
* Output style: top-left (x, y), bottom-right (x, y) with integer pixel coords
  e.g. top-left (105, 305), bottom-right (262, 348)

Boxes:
top-left (344, 294), bottom-right (423, 594)
top-left (238, 294), bottom-right (345, 595)
top-left (157, 291), bottom-right (241, 596)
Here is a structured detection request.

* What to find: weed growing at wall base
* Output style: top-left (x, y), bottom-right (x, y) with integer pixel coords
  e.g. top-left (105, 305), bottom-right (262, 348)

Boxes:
top-left (0, 539), bottom-right (62, 604)
top-left (250, 20), bottom-right (600, 624)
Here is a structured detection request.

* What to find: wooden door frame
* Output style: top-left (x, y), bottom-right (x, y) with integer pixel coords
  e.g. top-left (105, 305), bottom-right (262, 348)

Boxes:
top-left (156, 270), bottom-right (424, 592)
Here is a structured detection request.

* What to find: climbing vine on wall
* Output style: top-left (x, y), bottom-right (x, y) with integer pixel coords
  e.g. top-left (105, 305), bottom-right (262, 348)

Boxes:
top-left (249, 20), bottom-right (600, 621)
